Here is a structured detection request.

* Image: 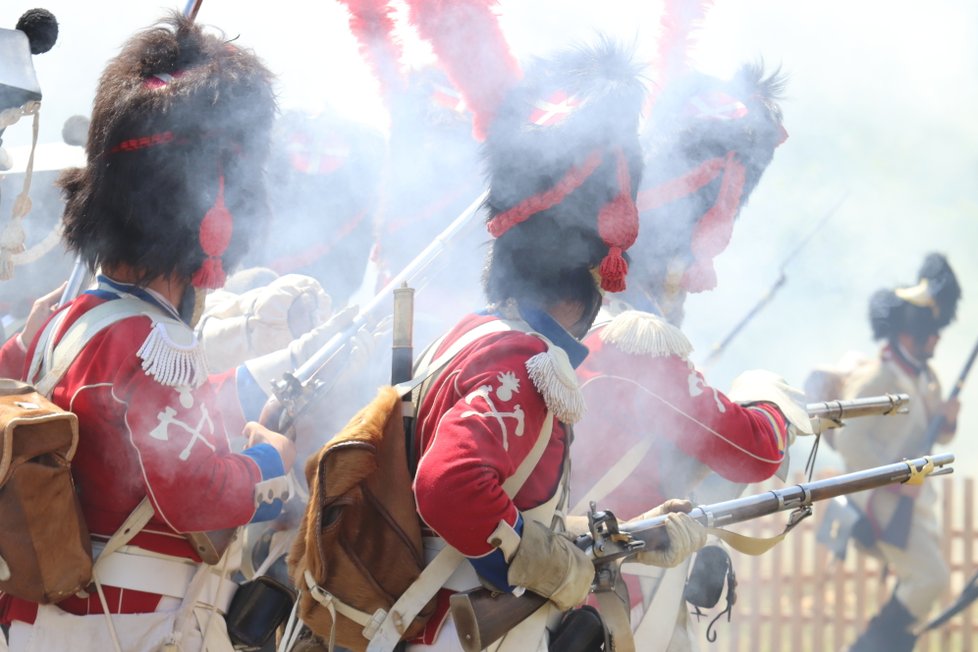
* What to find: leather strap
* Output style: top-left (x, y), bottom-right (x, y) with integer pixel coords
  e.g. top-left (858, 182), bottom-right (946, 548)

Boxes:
top-left (569, 437), bottom-right (653, 517)
top-left (29, 297), bottom-right (161, 396)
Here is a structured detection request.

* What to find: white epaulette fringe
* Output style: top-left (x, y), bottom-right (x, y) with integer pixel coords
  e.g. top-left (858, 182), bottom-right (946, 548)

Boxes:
top-left (599, 310), bottom-right (693, 359)
top-left (526, 344), bottom-right (585, 424)
top-left (137, 319), bottom-right (208, 388)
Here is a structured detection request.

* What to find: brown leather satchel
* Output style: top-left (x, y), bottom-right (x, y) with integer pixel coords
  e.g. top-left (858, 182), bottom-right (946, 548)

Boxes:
top-left (288, 386), bottom-right (434, 651)
top-left (0, 379), bottom-right (92, 603)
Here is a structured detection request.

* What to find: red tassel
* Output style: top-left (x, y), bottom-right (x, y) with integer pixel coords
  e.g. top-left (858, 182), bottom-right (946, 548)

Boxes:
top-left (599, 247), bottom-right (628, 293)
top-left (191, 256), bottom-right (226, 289)
top-left (596, 151), bottom-right (639, 292)
top-left (193, 175), bottom-right (233, 289)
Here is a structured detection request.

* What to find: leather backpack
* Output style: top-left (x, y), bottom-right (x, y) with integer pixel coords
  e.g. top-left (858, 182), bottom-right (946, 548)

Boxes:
top-left (0, 379), bottom-right (92, 603)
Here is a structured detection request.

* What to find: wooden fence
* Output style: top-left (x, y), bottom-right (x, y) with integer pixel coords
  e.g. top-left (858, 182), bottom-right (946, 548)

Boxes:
top-left (696, 474), bottom-right (977, 652)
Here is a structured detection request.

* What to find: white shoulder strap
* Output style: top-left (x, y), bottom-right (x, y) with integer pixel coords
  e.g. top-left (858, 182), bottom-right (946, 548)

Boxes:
top-left (363, 409), bottom-right (556, 652)
top-left (29, 298), bottom-right (154, 397)
top-left (395, 318), bottom-right (521, 396)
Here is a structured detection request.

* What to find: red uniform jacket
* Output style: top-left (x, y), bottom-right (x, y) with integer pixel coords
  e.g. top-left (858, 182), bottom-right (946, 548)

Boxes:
top-left (411, 308), bottom-right (587, 642)
top-left (0, 282), bottom-right (285, 623)
top-left (571, 308), bottom-right (788, 520)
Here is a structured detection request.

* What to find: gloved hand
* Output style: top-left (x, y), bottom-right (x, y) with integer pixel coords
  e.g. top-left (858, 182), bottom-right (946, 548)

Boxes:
top-left (199, 274), bottom-right (333, 373)
top-left (629, 499), bottom-right (707, 568)
top-left (507, 520), bottom-right (593, 610)
top-left (728, 369), bottom-right (814, 444)
top-left (243, 305), bottom-right (358, 396)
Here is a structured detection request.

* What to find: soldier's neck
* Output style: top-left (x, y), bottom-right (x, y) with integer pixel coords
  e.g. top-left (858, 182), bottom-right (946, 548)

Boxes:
top-left (101, 264), bottom-right (188, 309)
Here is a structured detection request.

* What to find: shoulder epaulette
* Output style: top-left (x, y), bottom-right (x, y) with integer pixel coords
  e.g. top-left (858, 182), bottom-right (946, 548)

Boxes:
top-left (136, 312), bottom-right (208, 389)
top-left (525, 338), bottom-right (585, 424)
top-left (599, 309), bottom-right (693, 359)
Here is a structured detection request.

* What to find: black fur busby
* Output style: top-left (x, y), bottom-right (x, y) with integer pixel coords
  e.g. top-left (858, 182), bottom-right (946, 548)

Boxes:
top-left (59, 13), bottom-right (276, 287)
top-left (631, 62), bottom-right (787, 294)
top-left (870, 253), bottom-right (961, 343)
top-left (483, 40), bottom-right (646, 319)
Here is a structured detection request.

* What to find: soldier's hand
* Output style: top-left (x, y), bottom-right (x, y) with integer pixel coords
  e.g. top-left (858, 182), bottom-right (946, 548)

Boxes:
top-left (507, 520), bottom-right (593, 610)
top-left (243, 421), bottom-right (296, 471)
top-left (629, 499), bottom-right (707, 568)
top-left (18, 282), bottom-right (65, 349)
top-left (944, 397), bottom-right (960, 428)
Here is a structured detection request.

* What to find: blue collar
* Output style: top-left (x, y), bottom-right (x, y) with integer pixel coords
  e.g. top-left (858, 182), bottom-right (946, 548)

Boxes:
top-left (86, 275), bottom-right (183, 321)
top-left (517, 304), bottom-right (589, 369)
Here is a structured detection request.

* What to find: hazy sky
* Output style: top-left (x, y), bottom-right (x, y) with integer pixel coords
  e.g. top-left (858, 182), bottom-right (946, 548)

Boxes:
top-left (3, 0), bottom-right (976, 472)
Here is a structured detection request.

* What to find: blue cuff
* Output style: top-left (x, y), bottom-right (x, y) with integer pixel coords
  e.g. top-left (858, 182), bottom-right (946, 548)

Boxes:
top-left (236, 365), bottom-right (267, 423)
top-left (241, 443), bottom-right (287, 523)
top-left (468, 514), bottom-right (524, 592)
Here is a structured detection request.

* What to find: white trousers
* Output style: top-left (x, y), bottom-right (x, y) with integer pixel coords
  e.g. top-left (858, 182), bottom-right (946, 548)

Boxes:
top-left (863, 526), bottom-right (949, 621)
top-left (7, 603), bottom-right (233, 652)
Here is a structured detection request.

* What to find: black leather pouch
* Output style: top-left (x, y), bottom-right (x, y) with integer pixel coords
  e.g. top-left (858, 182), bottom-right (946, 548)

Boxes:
top-left (226, 576), bottom-right (296, 650)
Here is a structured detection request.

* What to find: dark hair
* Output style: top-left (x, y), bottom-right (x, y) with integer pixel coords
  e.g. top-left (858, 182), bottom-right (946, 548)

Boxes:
top-left (60, 13), bottom-right (276, 285)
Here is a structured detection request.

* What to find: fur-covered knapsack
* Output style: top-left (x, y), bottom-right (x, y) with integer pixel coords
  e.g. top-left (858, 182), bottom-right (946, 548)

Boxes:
top-left (288, 386), bottom-right (432, 652)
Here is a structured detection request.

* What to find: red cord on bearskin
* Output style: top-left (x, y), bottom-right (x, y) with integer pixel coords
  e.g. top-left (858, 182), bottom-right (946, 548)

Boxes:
top-left (486, 149), bottom-right (603, 238)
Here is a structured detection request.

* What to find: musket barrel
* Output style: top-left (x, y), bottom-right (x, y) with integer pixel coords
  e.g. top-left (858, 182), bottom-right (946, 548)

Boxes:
top-left (57, 256), bottom-right (89, 308)
top-left (452, 453), bottom-right (954, 651)
top-left (620, 453), bottom-right (953, 536)
top-left (289, 190), bottom-right (488, 387)
top-left (805, 393), bottom-right (909, 420)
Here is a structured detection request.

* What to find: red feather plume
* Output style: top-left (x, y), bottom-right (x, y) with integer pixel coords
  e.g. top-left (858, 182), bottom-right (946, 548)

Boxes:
top-left (337, 0), bottom-right (407, 102)
top-left (404, 0), bottom-right (521, 141)
top-left (651, 0), bottom-right (714, 103)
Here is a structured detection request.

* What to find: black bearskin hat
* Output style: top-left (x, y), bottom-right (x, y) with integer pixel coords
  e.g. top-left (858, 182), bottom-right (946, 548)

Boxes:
top-left (483, 40), bottom-right (646, 317)
top-left (59, 13), bottom-right (276, 288)
top-left (870, 253), bottom-right (961, 342)
top-left (631, 62), bottom-right (787, 293)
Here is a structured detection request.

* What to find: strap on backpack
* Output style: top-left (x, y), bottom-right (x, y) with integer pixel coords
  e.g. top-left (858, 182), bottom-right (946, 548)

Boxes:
top-left (396, 319), bottom-right (522, 478)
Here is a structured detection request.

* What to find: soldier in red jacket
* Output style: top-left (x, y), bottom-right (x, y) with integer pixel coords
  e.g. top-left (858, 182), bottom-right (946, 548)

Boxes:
top-left (406, 42), bottom-right (707, 652)
top-left (571, 64), bottom-right (813, 650)
top-left (0, 15), bottom-right (297, 652)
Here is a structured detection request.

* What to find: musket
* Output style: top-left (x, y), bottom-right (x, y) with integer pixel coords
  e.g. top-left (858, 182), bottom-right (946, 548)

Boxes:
top-left (264, 189), bottom-right (488, 433)
top-left (880, 333), bottom-right (978, 549)
top-left (805, 392), bottom-right (908, 435)
top-left (58, 255), bottom-right (89, 308)
top-left (922, 334), bottom-right (978, 451)
top-left (391, 283), bottom-right (415, 386)
top-left (450, 453), bottom-right (954, 652)
top-left (701, 192), bottom-right (848, 370)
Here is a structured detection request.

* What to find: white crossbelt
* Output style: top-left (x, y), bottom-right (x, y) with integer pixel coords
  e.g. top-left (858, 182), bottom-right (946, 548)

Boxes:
top-left (90, 542), bottom-right (237, 614)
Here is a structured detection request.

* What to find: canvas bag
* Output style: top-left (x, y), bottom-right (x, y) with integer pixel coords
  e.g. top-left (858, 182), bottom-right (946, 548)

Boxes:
top-left (0, 379), bottom-right (92, 603)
